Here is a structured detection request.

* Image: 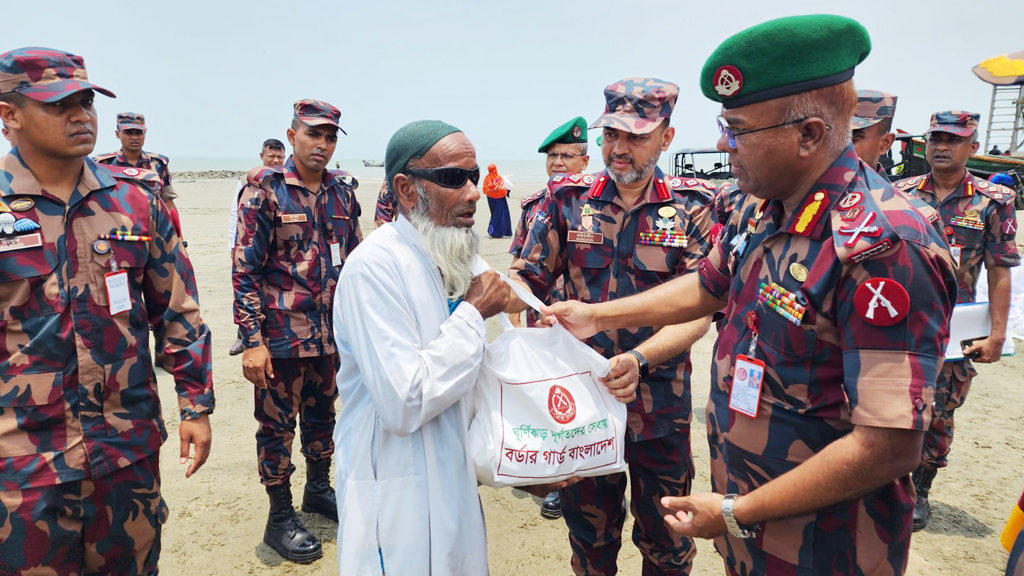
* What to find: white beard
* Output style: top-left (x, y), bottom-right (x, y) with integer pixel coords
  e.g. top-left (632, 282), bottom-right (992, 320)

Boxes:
top-left (407, 182), bottom-right (480, 300)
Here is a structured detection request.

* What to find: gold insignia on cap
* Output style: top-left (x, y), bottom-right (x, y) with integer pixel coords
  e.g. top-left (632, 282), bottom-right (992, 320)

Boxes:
top-left (789, 262), bottom-right (809, 283)
top-left (658, 206), bottom-right (677, 218)
top-left (9, 198), bottom-right (34, 212)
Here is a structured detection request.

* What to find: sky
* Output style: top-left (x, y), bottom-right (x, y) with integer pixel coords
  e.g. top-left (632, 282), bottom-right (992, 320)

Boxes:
top-left (5, 0), bottom-right (1023, 163)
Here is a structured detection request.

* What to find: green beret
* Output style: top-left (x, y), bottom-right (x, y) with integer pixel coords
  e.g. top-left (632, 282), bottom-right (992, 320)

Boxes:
top-left (538, 116), bottom-right (588, 153)
top-left (701, 14), bottom-right (871, 109)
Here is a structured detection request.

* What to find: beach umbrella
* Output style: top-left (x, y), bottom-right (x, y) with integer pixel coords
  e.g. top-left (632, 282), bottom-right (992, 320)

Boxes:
top-left (973, 50), bottom-right (1024, 86)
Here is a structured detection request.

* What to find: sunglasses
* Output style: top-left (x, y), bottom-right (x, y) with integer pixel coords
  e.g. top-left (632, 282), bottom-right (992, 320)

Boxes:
top-left (404, 166), bottom-right (480, 188)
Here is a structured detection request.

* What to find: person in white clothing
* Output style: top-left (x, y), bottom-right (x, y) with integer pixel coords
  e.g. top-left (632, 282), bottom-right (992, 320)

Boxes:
top-left (333, 120), bottom-right (544, 575)
top-left (228, 138), bottom-right (285, 355)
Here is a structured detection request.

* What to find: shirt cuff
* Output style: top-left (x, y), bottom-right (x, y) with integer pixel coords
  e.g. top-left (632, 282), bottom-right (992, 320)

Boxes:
top-left (843, 349), bottom-right (939, 430)
top-left (452, 301), bottom-right (487, 340)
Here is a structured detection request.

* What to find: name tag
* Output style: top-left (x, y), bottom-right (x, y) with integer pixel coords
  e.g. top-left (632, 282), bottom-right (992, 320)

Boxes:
top-left (104, 269), bottom-right (132, 315)
top-left (330, 241), bottom-right (342, 267)
top-left (567, 231), bottom-right (604, 245)
top-left (281, 213), bottom-right (307, 224)
top-left (729, 354), bottom-right (765, 418)
top-left (0, 232), bottom-right (42, 253)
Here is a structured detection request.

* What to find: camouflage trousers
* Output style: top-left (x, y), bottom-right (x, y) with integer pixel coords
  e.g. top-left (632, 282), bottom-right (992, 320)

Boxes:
top-left (256, 355), bottom-right (339, 486)
top-left (562, 428), bottom-right (695, 576)
top-left (921, 360), bottom-right (975, 470)
top-left (0, 452), bottom-right (165, 576)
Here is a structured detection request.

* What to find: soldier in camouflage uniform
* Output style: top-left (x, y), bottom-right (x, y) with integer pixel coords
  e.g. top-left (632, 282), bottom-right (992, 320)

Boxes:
top-left (894, 111), bottom-right (1020, 531)
top-left (232, 99), bottom-right (362, 563)
top-left (94, 112), bottom-right (182, 236)
top-left (511, 78), bottom-right (715, 576)
top-left (851, 90), bottom-right (898, 181)
top-left (545, 16), bottom-right (959, 576)
top-left (0, 47), bottom-right (214, 576)
top-left (374, 180), bottom-right (397, 227)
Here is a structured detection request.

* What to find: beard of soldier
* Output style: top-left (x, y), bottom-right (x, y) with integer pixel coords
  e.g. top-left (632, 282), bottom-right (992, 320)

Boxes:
top-left (287, 120), bottom-right (338, 186)
top-left (394, 131), bottom-right (481, 300)
top-left (602, 124), bottom-right (670, 186)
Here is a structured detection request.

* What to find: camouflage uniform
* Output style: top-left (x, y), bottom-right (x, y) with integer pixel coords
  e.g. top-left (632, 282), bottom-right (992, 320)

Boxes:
top-left (509, 187), bottom-right (563, 326)
top-left (699, 145), bottom-right (956, 574)
top-left (513, 167), bottom-right (715, 575)
top-left (851, 91), bottom-right (898, 183)
top-left (374, 180), bottom-right (397, 227)
top-left (895, 152), bottom-right (1020, 470)
top-left (232, 154), bottom-right (362, 486)
top-left (94, 113), bottom-right (178, 205)
top-left (0, 48), bottom-right (213, 576)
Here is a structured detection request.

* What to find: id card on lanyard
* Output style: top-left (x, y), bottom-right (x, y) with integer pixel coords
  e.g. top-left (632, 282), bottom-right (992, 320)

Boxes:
top-left (104, 256), bottom-right (132, 315)
top-left (729, 311), bottom-right (764, 418)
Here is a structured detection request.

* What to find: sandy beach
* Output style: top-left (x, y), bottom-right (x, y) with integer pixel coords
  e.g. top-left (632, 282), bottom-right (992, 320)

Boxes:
top-left (153, 173), bottom-right (1024, 575)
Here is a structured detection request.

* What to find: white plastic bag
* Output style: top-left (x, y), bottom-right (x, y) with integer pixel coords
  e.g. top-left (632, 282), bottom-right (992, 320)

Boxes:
top-left (469, 275), bottom-right (628, 487)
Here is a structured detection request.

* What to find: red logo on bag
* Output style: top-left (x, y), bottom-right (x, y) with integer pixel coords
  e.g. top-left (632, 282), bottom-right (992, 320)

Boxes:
top-left (548, 384), bottom-right (576, 425)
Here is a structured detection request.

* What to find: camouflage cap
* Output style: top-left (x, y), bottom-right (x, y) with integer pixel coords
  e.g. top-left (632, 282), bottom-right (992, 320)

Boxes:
top-left (538, 116), bottom-right (588, 152)
top-left (116, 112), bottom-right (146, 132)
top-left (851, 90), bottom-right (897, 130)
top-left (0, 47), bottom-right (115, 102)
top-left (293, 99), bottom-right (347, 135)
top-left (925, 111), bottom-right (980, 138)
top-left (589, 78), bottom-right (678, 135)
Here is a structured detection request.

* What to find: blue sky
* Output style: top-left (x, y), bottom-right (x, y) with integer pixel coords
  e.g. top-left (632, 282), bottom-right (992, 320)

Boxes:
top-left (6, 0), bottom-right (1022, 160)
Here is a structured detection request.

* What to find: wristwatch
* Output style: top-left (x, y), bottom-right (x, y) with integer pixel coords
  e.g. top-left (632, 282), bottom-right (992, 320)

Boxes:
top-left (626, 349), bottom-right (649, 380)
top-left (721, 494), bottom-right (759, 538)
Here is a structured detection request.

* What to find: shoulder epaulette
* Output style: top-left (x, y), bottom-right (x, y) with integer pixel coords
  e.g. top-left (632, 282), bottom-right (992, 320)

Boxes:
top-left (247, 165), bottom-right (283, 187)
top-left (148, 152), bottom-right (169, 166)
top-left (831, 188), bottom-right (906, 265)
top-left (92, 152), bottom-right (118, 163)
top-left (668, 176), bottom-right (717, 201)
top-left (893, 176), bottom-right (921, 191)
top-left (330, 169), bottom-right (358, 190)
top-left (975, 179), bottom-right (1015, 205)
top-left (100, 164), bottom-right (163, 195)
top-left (547, 172), bottom-right (593, 195)
top-left (521, 188), bottom-right (546, 208)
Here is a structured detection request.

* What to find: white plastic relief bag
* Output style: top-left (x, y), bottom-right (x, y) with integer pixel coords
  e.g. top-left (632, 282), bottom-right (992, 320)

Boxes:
top-left (469, 274), bottom-right (628, 487)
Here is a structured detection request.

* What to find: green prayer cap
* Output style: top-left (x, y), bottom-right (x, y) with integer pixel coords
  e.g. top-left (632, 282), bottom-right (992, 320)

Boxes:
top-left (538, 116), bottom-right (588, 153)
top-left (700, 14), bottom-right (871, 109)
top-left (385, 120), bottom-right (463, 192)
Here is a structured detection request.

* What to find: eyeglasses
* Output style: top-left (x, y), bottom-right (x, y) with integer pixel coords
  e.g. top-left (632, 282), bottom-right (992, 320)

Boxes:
top-left (546, 152), bottom-right (584, 162)
top-left (717, 116), bottom-right (826, 149)
top-left (404, 166), bottom-right (481, 188)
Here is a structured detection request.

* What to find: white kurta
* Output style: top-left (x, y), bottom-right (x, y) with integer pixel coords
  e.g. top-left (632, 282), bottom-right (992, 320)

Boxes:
top-left (333, 215), bottom-right (490, 576)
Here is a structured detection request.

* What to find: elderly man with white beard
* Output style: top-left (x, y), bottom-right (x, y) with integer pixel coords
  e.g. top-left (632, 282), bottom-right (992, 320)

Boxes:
top-left (331, 120), bottom-right (510, 576)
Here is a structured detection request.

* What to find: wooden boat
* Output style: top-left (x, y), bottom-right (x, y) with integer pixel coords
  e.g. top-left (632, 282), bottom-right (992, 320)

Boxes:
top-left (362, 160), bottom-right (384, 167)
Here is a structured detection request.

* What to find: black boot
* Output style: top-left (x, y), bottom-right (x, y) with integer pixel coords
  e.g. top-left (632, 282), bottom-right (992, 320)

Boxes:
top-left (265, 483), bottom-right (323, 563)
top-left (302, 458), bottom-right (338, 522)
top-left (540, 490), bottom-right (562, 519)
top-left (912, 466), bottom-right (937, 532)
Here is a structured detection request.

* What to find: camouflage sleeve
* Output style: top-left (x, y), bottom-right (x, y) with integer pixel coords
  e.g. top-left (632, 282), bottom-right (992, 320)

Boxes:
top-left (677, 199), bottom-right (715, 276)
top-left (157, 161), bottom-right (177, 201)
top-left (836, 241), bottom-right (956, 430)
top-left (374, 185), bottom-right (395, 225)
top-left (697, 207), bottom-right (739, 299)
top-left (983, 200), bottom-right (1020, 269)
top-left (509, 209), bottom-right (529, 259)
top-left (232, 182), bottom-right (274, 347)
top-left (143, 192), bottom-right (214, 420)
top-left (350, 194), bottom-right (364, 246)
top-left (510, 193), bottom-right (566, 297)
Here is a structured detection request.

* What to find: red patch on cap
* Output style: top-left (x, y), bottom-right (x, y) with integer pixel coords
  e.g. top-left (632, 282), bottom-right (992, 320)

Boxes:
top-left (548, 384), bottom-right (576, 425)
top-left (714, 65), bottom-right (743, 98)
top-left (853, 278), bottom-right (909, 327)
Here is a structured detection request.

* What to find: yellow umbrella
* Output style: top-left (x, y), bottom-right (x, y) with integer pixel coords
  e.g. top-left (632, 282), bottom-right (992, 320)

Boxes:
top-left (973, 50), bottom-right (1024, 86)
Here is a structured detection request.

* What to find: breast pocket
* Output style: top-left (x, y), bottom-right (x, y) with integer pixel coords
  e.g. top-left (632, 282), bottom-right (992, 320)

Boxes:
top-left (89, 242), bottom-right (149, 353)
top-left (276, 221), bottom-right (315, 263)
top-left (633, 244), bottom-right (677, 274)
top-left (0, 372), bottom-right (67, 456)
top-left (568, 241), bottom-right (613, 303)
top-left (0, 243), bottom-right (60, 320)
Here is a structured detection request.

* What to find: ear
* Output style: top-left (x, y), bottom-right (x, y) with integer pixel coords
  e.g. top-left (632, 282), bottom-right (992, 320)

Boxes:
top-left (879, 132), bottom-right (896, 154)
top-left (581, 155), bottom-right (590, 166)
top-left (286, 128), bottom-right (296, 148)
top-left (796, 118), bottom-right (829, 158)
top-left (660, 126), bottom-right (676, 151)
top-left (393, 173), bottom-right (419, 213)
top-left (0, 102), bottom-right (20, 131)
top-left (970, 139), bottom-right (980, 155)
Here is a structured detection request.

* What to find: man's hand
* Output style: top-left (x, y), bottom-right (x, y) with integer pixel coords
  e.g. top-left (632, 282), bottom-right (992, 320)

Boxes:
top-left (179, 414), bottom-right (212, 479)
top-left (662, 492), bottom-right (728, 539)
top-left (519, 476), bottom-right (581, 498)
top-left (962, 335), bottom-right (1004, 363)
top-left (464, 270), bottom-right (511, 319)
top-left (242, 344), bottom-right (274, 389)
top-left (539, 300), bottom-right (601, 339)
top-left (507, 312), bottom-right (523, 328)
top-left (601, 354), bottom-right (639, 403)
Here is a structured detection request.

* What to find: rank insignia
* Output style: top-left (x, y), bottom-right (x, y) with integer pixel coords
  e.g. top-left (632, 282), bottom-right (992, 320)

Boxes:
top-left (853, 278), bottom-right (909, 326)
top-left (552, 175), bottom-right (564, 183)
top-left (569, 174), bottom-right (582, 183)
top-left (838, 192), bottom-right (862, 210)
top-left (669, 177), bottom-right (683, 188)
top-left (582, 174), bottom-right (595, 185)
top-left (838, 212), bottom-right (882, 246)
top-left (842, 207), bottom-right (863, 221)
top-left (978, 181), bottom-right (989, 189)
top-left (790, 191), bottom-right (827, 235)
top-left (8, 198), bottom-right (34, 212)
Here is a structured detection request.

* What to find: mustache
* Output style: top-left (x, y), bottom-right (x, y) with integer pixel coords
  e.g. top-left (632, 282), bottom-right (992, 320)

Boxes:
top-left (609, 153), bottom-right (633, 164)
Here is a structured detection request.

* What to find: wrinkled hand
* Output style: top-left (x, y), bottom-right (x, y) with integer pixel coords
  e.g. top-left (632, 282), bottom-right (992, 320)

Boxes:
top-left (539, 300), bottom-right (600, 339)
top-left (601, 354), bottom-right (639, 403)
top-left (179, 414), bottom-right (212, 479)
top-left (662, 493), bottom-right (728, 539)
top-left (242, 344), bottom-right (274, 389)
top-left (519, 476), bottom-right (582, 498)
top-left (464, 270), bottom-right (511, 319)
top-left (962, 335), bottom-right (1004, 363)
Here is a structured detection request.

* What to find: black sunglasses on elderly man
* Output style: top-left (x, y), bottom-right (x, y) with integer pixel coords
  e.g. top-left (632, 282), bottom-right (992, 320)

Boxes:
top-left (404, 166), bottom-right (481, 189)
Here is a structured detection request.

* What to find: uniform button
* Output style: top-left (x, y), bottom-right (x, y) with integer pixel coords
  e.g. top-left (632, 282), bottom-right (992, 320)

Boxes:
top-left (914, 398), bottom-right (925, 411)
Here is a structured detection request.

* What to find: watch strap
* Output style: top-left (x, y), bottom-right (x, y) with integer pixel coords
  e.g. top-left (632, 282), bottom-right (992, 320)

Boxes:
top-left (627, 349), bottom-right (649, 379)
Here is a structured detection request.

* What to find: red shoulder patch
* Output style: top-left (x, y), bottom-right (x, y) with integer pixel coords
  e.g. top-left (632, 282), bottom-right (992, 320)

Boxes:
top-left (854, 278), bottom-right (909, 326)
